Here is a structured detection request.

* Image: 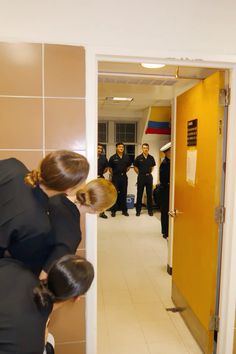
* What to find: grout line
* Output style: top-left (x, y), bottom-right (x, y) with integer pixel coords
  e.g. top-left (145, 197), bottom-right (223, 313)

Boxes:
top-left (0, 149), bottom-right (43, 151)
top-left (42, 44), bottom-right (45, 157)
top-left (0, 95), bottom-right (85, 99)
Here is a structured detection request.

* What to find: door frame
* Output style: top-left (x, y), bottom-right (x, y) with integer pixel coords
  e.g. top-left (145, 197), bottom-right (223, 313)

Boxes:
top-left (85, 48), bottom-right (236, 354)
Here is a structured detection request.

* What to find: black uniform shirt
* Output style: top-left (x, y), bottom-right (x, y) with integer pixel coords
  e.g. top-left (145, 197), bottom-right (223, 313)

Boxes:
top-left (98, 155), bottom-right (109, 177)
top-left (0, 258), bottom-right (52, 354)
top-left (160, 157), bottom-right (170, 186)
top-left (134, 154), bottom-right (156, 174)
top-left (44, 194), bottom-right (82, 271)
top-left (108, 153), bottom-right (131, 175)
top-left (0, 158), bottom-right (52, 275)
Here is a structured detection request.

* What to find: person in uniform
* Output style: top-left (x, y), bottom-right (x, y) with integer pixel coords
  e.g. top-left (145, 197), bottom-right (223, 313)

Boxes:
top-left (134, 143), bottom-right (156, 216)
top-left (159, 142), bottom-right (171, 238)
top-left (97, 143), bottom-right (109, 219)
top-left (108, 142), bottom-right (131, 217)
top-left (40, 178), bottom-right (117, 279)
top-left (0, 254), bottom-right (94, 354)
top-left (0, 151), bottom-right (89, 275)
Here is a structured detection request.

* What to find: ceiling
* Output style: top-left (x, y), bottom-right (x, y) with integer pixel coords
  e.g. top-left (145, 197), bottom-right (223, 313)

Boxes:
top-left (98, 62), bottom-right (218, 120)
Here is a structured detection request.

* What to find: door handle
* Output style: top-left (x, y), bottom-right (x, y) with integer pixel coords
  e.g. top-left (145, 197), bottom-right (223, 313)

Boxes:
top-left (168, 209), bottom-right (184, 218)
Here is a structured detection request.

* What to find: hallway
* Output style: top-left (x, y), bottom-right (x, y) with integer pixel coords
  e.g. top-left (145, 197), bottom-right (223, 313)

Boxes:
top-left (97, 209), bottom-right (203, 354)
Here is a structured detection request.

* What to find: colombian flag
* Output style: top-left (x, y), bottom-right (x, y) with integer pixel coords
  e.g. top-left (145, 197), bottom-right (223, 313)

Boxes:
top-left (145, 107), bottom-right (171, 135)
top-left (146, 121), bottom-right (171, 135)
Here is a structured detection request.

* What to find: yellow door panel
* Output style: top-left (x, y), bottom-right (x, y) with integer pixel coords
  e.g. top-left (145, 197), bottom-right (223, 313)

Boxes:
top-left (172, 71), bottom-right (225, 353)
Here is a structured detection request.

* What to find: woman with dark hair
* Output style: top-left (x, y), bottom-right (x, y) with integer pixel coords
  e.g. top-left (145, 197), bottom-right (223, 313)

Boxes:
top-left (0, 151), bottom-right (89, 275)
top-left (0, 254), bottom-right (94, 354)
top-left (41, 179), bottom-right (117, 277)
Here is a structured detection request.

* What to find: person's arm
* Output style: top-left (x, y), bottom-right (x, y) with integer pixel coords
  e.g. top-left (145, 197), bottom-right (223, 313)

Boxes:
top-left (126, 155), bottom-right (132, 172)
top-left (108, 157), bottom-right (113, 176)
top-left (151, 156), bottom-right (156, 173)
top-left (134, 166), bottom-right (139, 174)
top-left (42, 198), bottom-right (82, 273)
top-left (103, 158), bottom-right (109, 174)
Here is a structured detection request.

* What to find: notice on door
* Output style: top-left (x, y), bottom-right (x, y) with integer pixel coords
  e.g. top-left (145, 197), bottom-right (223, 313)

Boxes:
top-left (187, 119), bottom-right (198, 147)
top-left (186, 149), bottom-right (197, 185)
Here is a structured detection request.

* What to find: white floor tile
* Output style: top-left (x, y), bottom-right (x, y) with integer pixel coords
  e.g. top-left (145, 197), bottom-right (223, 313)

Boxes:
top-left (97, 209), bottom-right (203, 354)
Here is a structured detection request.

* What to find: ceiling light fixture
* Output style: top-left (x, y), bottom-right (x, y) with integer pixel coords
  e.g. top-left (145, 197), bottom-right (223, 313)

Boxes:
top-left (106, 96), bottom-right (133, 102)
top-left (141, 63), bottom-right (165, 69)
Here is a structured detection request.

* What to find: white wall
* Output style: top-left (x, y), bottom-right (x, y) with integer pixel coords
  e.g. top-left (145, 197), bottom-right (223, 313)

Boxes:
top-left (1, 0), bottom-right (236, 61)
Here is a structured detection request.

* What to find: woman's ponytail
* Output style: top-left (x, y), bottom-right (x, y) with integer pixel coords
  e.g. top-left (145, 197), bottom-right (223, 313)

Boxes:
top-left (33, 281), bottom-right (55, 311)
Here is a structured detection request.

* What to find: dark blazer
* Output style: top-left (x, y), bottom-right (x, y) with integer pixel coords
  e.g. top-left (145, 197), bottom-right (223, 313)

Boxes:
top-left (44, 194), bottom-right (82, 271)
top-left (0, 158), bottom-right (52, 275)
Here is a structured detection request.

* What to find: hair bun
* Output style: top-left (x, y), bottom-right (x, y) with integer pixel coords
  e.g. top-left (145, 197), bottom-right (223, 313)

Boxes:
top-left (76, 190), bottom-right (87, 205)
top-left (24, 170), bottom-right (41, 187)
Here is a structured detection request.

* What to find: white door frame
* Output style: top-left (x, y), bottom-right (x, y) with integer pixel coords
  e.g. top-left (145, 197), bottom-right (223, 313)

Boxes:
top-left (85, 48), bottom-right (236, 354)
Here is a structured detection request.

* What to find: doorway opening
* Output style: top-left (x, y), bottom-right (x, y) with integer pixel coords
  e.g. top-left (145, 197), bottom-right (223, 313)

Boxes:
top-left (89, 56), bottom-right (236, 354)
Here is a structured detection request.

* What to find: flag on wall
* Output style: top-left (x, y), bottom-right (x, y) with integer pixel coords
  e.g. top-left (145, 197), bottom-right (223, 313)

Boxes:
top-left (145, 120), bottom-right (171, 135)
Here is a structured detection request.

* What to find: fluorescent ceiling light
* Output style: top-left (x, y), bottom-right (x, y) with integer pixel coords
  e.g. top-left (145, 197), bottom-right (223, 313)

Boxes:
top-left (106, 97), bottom-right (133, 102)
top-left (141, 63), bottom-right (165, 69)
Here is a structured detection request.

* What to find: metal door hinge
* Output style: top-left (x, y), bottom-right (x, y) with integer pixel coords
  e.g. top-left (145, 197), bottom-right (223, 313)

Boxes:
top-left (209, 314), bottom-right (220, 331)
top-left (215, 206), bottom-right (226, 224)
top-left (219, 88), bottom-right (230, 106)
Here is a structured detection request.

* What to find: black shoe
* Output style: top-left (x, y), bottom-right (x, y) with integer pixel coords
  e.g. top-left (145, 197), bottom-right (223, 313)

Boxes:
top-left (162, 234), bottom-right (168, 239)
top-left (136, 211), bottom-right (140, 216)
top-left (122, 211), bottom-right (129, 216)
top-left (45, 342), bottom-right (55, 354)
top-left (99, 212), bottom-right (108, 219)
top-left (111, 211), bottom-right (116, 217)
top-left (148, 211), bottom-right (153, 216)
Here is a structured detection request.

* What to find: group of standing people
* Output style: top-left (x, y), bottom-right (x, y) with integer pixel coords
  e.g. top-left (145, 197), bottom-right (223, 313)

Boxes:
top-left (0, 150), bottom-right (117, 353)
top-left (97, 141), bottom-right (171, 239)
top-left (98, 142), bottom-right (155, 218)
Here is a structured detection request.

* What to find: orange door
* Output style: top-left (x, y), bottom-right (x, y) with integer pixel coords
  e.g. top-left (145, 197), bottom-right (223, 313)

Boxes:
top-left (172, 71), bottom-right (226, 353)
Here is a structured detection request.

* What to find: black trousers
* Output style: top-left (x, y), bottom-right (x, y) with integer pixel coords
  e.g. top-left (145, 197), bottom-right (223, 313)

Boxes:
top-left (111, 174), bottom-right (128, 212)
top-left (136, 174), bottom-right (153, 212)
top-left (160, 186), bottom-right (169, 236)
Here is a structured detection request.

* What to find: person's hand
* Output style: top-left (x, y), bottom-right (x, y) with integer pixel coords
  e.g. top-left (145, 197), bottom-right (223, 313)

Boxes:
top-left (39, 270), bottom-right (48, 280)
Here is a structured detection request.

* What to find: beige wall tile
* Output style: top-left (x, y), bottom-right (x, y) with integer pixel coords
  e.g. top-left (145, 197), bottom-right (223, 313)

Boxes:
top-left (0, 98), bottom-right (43, 149)
top-left (55, 342), bottom-right (85, 354)
top-left (0, 42), bottom-right (42, 96)
top-left (49, 298), bottom-right (85, 343)
top-left (44, 45), bottom-right (85, 97)
top-left (0, 151), bottom-right (43, 170)
top-left (45, 99), bottom-right (85, 150)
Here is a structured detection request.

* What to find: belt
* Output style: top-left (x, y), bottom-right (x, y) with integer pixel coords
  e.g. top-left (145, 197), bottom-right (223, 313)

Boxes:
top-left (139, 173), bottom-right (151, 176)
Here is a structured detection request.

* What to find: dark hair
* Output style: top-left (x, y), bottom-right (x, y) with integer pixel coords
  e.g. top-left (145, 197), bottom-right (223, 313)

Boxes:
top-left (142, 143), bottom-right (149, 148)
top-left (97, 143), bottom-right (103, 148)
top-left (24, 150), bottom-right (89, 191)
top-left (33, 255), bottom-right (94, 311)
top-left (116, 142), bottom-right (124, 147)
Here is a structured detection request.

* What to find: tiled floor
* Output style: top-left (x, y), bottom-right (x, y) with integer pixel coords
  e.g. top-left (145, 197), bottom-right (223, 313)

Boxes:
top-left (97, 208), bottom-right (203, 354)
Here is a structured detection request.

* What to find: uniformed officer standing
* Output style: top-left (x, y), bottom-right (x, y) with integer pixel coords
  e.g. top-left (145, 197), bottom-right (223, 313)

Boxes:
top-left (134, 143), bottom-right (156, 216)
top-left (159, 142), bottom-right (171, 238)
top-left (97, 143), bottom-right (109, 219)
top-left (108, 142), bottom-right (131, 217)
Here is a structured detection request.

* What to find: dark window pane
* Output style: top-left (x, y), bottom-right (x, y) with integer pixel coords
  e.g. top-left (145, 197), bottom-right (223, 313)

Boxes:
top-left (98, 122), bottom-right (108, 143)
